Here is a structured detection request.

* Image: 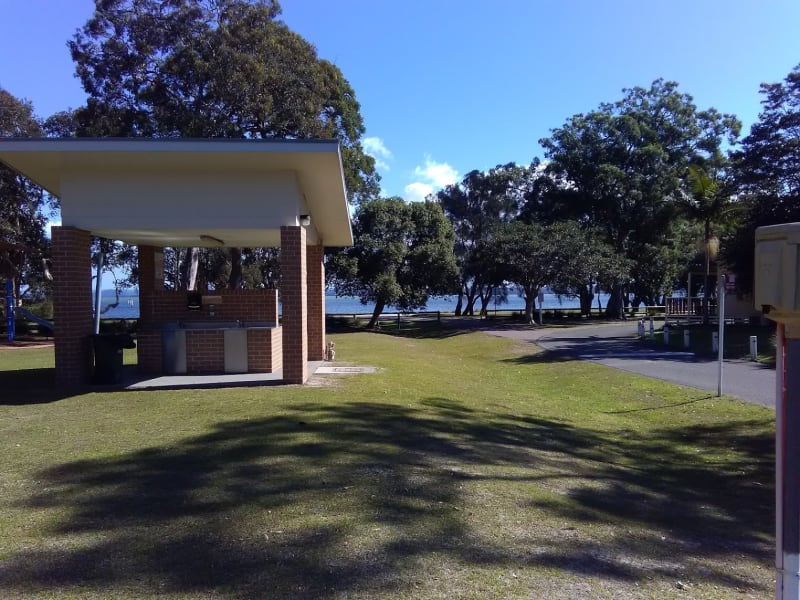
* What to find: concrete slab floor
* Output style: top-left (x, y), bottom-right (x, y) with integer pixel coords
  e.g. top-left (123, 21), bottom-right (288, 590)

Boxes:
top-left (125, 361), bottom-right (325, 390)
top-left (315, 366), bottom-right (376, 374)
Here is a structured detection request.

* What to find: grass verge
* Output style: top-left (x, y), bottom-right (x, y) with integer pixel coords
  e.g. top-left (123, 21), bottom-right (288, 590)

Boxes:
top-left (0, 328), bottom-right (774, 598)
top-left (644, 322), bottom-right (776, 364)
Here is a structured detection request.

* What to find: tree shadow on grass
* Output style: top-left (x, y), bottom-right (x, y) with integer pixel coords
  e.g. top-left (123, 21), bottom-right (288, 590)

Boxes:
top-left (328, 318), bottom-right (469, 340)
top-left (329, 315), bottom-right (548, 340)
top-left (528, 418), bottom-right (773, 573)
top-left (604, 395), bottom-right (715, 414)
top-left (0, 399), bottom-right (774, 597)
top-left (0, 367), bottom-right (88, 404)
top-left (503, 349), bottom-right (574, 364)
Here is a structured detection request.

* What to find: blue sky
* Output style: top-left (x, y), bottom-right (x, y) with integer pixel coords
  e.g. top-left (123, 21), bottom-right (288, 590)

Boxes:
top-left (2, 0), bottom-right (799, 202)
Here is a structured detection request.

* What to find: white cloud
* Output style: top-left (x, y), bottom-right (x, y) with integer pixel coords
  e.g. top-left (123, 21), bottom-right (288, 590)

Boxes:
top-left (362, 136), bottom-right (393, 171)
top-left (404, 156), bottom-right (459, 202)
top-left (413, 157), bottom-right (459, 188)
top-left (403, 181), bottom-right (434, 203)
top-left (363, 136), bottom-right (392, 159)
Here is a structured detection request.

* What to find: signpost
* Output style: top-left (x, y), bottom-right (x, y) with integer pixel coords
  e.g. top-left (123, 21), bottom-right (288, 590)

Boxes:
top-left (754, 223), bottom-right (800, 599)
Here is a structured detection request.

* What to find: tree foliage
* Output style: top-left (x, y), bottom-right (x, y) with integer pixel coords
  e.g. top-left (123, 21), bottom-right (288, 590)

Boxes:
top-left (0, 89), bottom-right (52, 302)
top-left (678, 164), bottom-right (740, 321)
top-left (69, 0), bottom-right (378, 204)
top-left (626, 223), bottom-right (697, 307)
top-left (485, 221), bottom-right (614, 323)
top-left (546, 224), bottom-right (630, 316)
top-left (25, 13), bottom-right (793, 317)
top-left (68, 0), bottom-right (380, 291)
top-left (329, 198), bottom-right (458, 328)
top-left (724, 64), bottom-right (800, 293)
top-left (539, 79), bottom-right (740, 316)
top-left (435, 162), bottom-right (533, 316)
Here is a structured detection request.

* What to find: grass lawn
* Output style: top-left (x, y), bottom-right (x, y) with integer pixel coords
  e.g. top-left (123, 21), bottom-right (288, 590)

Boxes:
top-left (646, 322), bottom-right (777, 363)
top-left (0, 326), bottom-right (775, 599)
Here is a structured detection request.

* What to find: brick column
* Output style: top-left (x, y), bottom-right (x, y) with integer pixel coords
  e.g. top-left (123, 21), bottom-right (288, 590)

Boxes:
top-left (280, 226), bottom-right (307, 383)
top-left (52, 226), bottom-right (93, 386)
top-left (307, 245), bottom-right (325, 361)
top-left (136, 245), bottom-right (161, 369)
top-left (137, 246), bottom-right (159, 327)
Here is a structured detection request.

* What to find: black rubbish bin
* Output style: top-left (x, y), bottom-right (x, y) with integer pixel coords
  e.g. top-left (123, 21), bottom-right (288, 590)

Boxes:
top-left (93, 333), bottom-right (136, 384)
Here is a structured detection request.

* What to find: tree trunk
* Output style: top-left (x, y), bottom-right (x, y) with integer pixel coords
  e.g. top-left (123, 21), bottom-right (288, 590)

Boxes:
top-left (179, 247), bottom-right (200, 290)
top-left (524, 291), bottom-right (536, 324)
top-left (14, 276), bottom-right (22, 306)
top-left (228, 248), bottom-right (243, 289)
top-left (464, 279), bottom-right (479, 316)
top-left (478, 287), bottom-right (492, 317)
top-left (702, 220), bottom-right (711, 325)
top-left (367, 298), bottom-right (386, 329)
top-left (178, 248), bottom-right (189, 289)
top-left (9, 276), bottom-right (17, 309)
top-left (579, 283), bottom-right (594, 317)
top-left (454, 291), bottom-right (463, 316)
top-left (605, 284), bottom-right (625, 319)
top-left (465, 295), bottom-right (476, 316)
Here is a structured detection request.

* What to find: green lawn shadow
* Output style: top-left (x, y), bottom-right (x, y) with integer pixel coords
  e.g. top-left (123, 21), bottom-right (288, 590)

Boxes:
top-left (0, 367), bottom-right (87, 404)
top-left (2, 398), bottom-right (773, 597)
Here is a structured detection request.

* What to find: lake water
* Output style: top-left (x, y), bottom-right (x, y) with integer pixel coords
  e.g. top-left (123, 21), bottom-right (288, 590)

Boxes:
top-left (98, 288), bottom-right (609, 319)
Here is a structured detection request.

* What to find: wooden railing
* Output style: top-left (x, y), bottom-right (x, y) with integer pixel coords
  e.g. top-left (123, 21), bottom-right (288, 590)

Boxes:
top-left (665, 296), bottom-right (716, 317)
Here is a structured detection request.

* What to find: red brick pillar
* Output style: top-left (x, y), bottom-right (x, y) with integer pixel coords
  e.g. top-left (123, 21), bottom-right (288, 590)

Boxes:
top-left (307, 245), bottom-right (325, 361)
top-left (136, 246), bottom-right (162, 371)
top-left (137, 246), bottom-right (159, 327)
top-left (280, 226), bottom-right (307, 383)
top-left (52, 226), bottom-right (93, 385)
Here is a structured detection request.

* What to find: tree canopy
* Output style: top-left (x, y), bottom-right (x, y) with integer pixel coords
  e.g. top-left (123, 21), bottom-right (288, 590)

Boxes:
top-left (8, 12), bottom-right (795, 319)
top-left (0, 89), bottom-right (52, 302)
top-left (69, 0), bottom-right (379, 204)
top-left (539, 79), bottom-right (740, 315)
top-left (485, 221), bottom-right (598, 323)
top-left (65, 0), bottom-right (380, 292)
top-left (435, 162), bottom-right (534, 316)
top-left (328, 198), bottom-right (458, 328)
top-left (724, 64), bottom-right (800, 293)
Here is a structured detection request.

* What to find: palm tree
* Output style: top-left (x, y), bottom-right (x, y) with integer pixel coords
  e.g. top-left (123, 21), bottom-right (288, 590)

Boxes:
top-left (679, 165), bottom-right (737, 324)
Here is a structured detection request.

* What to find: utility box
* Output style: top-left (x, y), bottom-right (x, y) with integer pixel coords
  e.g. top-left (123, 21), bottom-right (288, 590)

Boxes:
top-left (755, 222), bottom-right (800, 324)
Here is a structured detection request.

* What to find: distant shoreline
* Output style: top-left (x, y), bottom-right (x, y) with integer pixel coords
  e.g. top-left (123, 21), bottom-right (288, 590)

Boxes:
top-left (98, 289), bottom-right (608, 320)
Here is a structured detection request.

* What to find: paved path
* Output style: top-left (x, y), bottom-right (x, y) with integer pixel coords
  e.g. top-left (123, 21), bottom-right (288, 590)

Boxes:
top-left (484, 323), bottom-right (777, 408)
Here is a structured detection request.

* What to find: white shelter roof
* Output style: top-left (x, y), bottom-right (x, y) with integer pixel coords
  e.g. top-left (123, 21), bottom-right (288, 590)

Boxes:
top-left (0, 138), bottom-right (353, 247)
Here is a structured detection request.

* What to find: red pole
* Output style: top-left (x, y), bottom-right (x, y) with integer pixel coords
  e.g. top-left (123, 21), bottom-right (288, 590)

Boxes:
top-left (777, 323), bottom-right (785, 598)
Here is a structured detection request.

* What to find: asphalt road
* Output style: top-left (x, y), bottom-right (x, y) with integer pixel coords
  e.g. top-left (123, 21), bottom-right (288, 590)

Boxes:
top-left (486, 322), bottom-right (777, 408)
